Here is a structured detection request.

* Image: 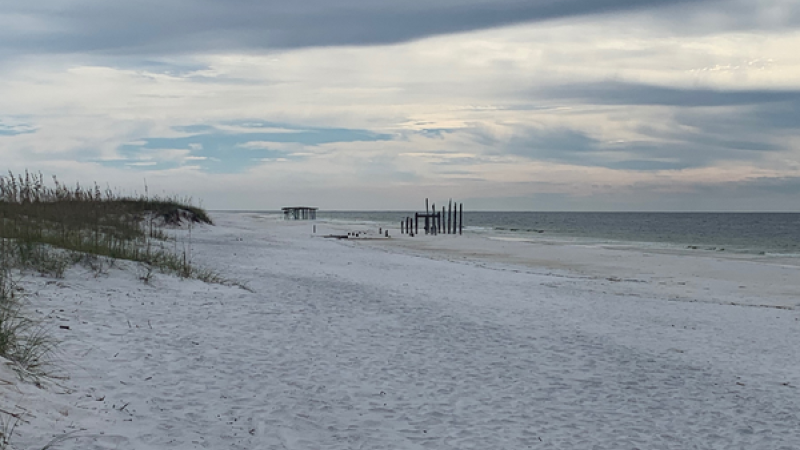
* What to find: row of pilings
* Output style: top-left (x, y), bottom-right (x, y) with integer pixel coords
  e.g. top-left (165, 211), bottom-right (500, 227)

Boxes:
top-left (400, 198), bottom-right (463, 236)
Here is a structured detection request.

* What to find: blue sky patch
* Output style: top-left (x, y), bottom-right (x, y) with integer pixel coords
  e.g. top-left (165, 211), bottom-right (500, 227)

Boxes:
top-left (0, 121), bottom-right (37, 136)
top-left (106, 122), bottom-right (393, 173)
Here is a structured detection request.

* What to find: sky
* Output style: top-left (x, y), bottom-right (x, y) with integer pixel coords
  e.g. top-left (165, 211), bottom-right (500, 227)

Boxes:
top-left (1, 0), bottom-right (799, 211)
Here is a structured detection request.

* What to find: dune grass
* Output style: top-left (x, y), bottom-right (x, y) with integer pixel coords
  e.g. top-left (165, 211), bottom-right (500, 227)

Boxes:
top-left (0, 171), bottom-right (230, 447)
top-left (0, 171), bottom-right (224, 371)
top-left (0, 171), bottom-right (215, 277)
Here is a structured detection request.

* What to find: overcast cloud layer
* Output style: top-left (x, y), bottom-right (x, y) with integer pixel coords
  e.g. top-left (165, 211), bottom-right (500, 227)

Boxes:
top-left (1, 0), bottom-right (799, 210)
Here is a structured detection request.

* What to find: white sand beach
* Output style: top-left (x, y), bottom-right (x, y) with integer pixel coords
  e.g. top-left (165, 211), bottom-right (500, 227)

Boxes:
top-left (4, 212), bottom-right (800, 449)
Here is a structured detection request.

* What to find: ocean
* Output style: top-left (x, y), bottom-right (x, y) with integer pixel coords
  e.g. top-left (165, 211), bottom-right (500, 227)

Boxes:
top-left (313, 211), bottom-right (800, 257)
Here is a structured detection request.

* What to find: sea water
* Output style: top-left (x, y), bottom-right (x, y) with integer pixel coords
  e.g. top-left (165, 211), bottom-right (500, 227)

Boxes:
top-left (315, 211), bottom-right (800, 257)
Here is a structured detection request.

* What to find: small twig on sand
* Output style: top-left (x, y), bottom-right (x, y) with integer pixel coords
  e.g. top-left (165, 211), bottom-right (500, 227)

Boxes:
top-left (0, 407), bottom-right (24, 420)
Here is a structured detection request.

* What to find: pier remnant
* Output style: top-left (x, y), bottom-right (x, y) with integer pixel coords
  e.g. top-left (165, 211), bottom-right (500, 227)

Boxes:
top-left (282, 206), bottom-right (318, 220)
top-left (401, 199), bottom-right (464, 236)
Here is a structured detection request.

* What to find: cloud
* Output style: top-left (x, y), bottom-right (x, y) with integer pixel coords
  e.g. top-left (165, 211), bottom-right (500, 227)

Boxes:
top-left (470, 106), bottom-right (796, 171)
top-left (4, 0), bottom-right (792, 58)
top-left (496, 127), bottom-right (696, 171)
top-left (1, 2), bottom-right (799, 211)
top-left (539, 82), bottom-right (800, 107)
top-left (479, 81), bottom-right (800, 172)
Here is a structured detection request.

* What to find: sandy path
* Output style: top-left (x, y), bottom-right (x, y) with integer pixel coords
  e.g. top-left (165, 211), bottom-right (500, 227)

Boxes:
top-left (9, 213), bottom-right (800, 449)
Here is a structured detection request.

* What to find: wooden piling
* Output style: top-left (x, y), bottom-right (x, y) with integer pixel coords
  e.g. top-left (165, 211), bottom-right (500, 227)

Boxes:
top-left (451, 201), bottom-right (455, 235)
top-left (432, 204), bottom-right (435, 234)
top-left (447, 200), bottom-right (452, 234)
top-left (459, 203), bottom-right (463, 235)
top-left (454, 200), bottom-right (458, 234)
top-left (425, 198), bottom-right (430, 234)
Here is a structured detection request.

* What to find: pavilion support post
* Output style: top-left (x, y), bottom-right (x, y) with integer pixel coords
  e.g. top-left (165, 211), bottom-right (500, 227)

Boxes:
top-left (459, 203), bottom-right (463, 235)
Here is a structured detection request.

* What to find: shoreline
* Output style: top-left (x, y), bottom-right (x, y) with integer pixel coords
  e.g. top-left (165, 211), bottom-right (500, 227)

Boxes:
top-left (302, 214), bottom-right (800, 310)
top-left (216, 210), bottom-right (800, 260)
top-left (310, 211), bottom-right (800, 259)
